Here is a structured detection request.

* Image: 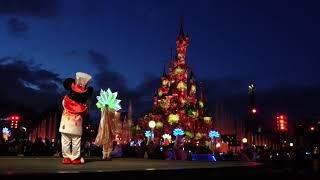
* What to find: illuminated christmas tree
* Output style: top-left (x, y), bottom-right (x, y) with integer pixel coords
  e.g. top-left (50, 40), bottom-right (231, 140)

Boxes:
top-left (136, 22), bottom-right (214, 146)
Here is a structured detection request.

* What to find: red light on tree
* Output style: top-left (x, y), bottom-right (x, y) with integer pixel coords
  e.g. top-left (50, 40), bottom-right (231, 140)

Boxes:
top-left (310, 126), bottom-right (315, 131)
top-left (251, 108), bottom-right (257, 114)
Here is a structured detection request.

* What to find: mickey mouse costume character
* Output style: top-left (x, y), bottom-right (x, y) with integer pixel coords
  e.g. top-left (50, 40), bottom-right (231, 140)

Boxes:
top-left (59, 72), bottom-right (93, 164)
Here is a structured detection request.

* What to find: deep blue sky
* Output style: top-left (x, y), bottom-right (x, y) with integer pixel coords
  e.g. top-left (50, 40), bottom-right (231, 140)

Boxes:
top-left (1, 0), bottom-right (320, 126)
top-left (1, 0), bottom-right (319, 89)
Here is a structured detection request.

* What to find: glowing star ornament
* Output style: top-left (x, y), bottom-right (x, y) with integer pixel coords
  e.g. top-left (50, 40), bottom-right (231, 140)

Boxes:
top-left (209, 130), bottom-right (220, 138)
top-left (96, 88), bottom-right (121, 111)
top-left (173, 128), bottom-right (185, 136)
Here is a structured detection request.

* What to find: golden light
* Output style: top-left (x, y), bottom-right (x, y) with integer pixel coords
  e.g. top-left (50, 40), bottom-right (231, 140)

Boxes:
top-left (216, 142), bottom-right (221, 148)
top-left (204, 116), bottom-right (212, 122)
top-left (252, 108), bottom-right (257, 114)
top-left (242, 138), bottom-right (248, 143)
top-left (148, 120), bottom-right (156, 129)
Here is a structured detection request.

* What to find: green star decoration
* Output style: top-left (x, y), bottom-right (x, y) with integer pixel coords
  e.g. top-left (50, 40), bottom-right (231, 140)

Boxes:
top-left (96, 88), bottom-right (122, 111)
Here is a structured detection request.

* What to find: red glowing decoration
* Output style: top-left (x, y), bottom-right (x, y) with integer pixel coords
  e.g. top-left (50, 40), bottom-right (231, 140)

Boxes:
top-left (251, 108), bottom-right (257, 114)
top-left (276, 114), bottom-right (287, 132)
top-left (310, 126), bottom-right (315, 131)
top-left (10, 115), bottom-right (20, 129)
top-left (10, 115), bottom-right (20, 120)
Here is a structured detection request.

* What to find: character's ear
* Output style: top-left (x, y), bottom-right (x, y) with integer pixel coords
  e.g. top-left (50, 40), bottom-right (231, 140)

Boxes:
top-left (86, 86), bottom-right (93, 97)
top-left (63, 78), bottom-right (75, 90)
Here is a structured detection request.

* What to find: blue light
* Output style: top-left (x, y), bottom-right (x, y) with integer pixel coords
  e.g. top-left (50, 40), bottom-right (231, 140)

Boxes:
top-left (137, 140), bottom-right (143, 146)
top-left (211, 155), bottom-right (216, 162)
top-left (2, 127), bottom-right (11, 136)
top-left (191, 154), bottom-right (216, 162)
top-left (173, 128), bottom-right (184, 136)
top-left (209, 130), bottom-right (220, 138)
top-left (145, 130), bottom-right (152, 138)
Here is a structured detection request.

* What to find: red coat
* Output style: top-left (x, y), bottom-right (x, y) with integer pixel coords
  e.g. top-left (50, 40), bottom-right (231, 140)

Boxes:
top-left (59, 95), bottom-right (87, 136)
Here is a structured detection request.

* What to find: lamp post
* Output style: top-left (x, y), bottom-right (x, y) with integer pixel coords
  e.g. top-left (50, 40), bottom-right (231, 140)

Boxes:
top-left (148, 120), bottom-right (156, 141)
top-left (242, 137), bottom-right (248, 150)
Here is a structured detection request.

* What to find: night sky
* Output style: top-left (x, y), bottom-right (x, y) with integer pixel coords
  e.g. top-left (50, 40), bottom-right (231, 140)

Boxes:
top-left (1, 0), bottom-right (320, 129)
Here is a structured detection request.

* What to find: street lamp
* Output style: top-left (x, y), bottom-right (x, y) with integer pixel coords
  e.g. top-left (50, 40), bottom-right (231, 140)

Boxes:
top-left (148, 120), bottom-right (156, 141)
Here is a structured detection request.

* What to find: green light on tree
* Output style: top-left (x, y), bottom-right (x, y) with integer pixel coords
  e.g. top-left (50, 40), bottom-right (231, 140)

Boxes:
top-left (177, 81), bottom-right (187, 90)
top-left (185, 131), bottom-right (193, 139)
top-left (195, 132), bottom-right (203, 140)
top-left (156, 122), bottom-right (163, 129)
top-left (174, 67), bottom-right (183, 75)
top-left (168, 114), bottom-right (180, 125)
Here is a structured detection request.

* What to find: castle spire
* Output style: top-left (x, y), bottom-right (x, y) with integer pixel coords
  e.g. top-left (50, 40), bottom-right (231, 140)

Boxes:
top-left (190, 70), bottom-right (195, 80)
top-left (199, 81), bottom-right (204, 100)
top-left (162, 64), bottom-right (167, 77)
top-left (179, 16), bottom-right (184, 36)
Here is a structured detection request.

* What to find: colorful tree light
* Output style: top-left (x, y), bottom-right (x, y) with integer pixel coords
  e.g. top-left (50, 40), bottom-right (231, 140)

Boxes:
top-left (185, 131), bottom-right (193, 139)
top-left (209, 130), bottom-right (220, 138)
top-left (145, 130), bottom-right (152, 138)
top-left (156, 122), bottom-right (163, 129)
top-left (195, 132), bottom-right (203, 140)
top-left (168, 114), bottom-right (180, 125)
top-left (173, 128), bottom-right (184, 136)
